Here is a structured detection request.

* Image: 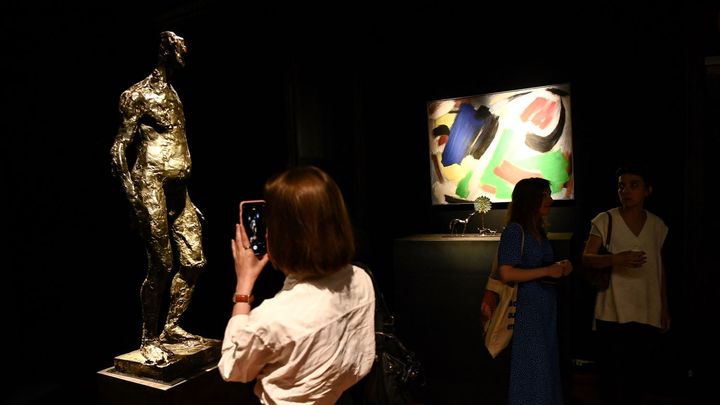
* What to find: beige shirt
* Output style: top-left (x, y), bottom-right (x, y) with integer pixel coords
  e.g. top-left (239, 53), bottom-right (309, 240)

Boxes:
top-left (218, 265), bottom-right (376, 405)
top-left (590, 207), bottom-right (668, 328)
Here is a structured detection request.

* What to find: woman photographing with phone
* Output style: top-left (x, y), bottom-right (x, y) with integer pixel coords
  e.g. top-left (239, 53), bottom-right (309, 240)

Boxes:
top-left (218, 166), bottom-right (376, 405)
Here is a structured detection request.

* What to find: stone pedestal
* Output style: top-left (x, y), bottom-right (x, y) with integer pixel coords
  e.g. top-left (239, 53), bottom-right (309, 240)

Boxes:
top-left (393, 233), bottom-right (573, 405)
top-left (97, 364), bottom-right (256, 405)
top-left (113, 339), bottom-right (221, 382)
top-left (97, 338), bottom-right (257, 403)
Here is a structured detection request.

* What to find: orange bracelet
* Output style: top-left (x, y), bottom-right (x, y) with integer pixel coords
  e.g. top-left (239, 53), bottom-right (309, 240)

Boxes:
top-left (232, 293), bottom-right (255, 304)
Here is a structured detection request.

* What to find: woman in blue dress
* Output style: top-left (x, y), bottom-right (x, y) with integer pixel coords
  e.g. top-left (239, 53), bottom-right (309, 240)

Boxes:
top-left (498, 177), bottom-right (573, 405)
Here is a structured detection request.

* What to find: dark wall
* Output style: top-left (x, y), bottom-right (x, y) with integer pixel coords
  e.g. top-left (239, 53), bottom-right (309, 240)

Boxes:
top-left (4, 3), bottom-right (291, 401)
top-left (6, 1), bottom-right (718, 402)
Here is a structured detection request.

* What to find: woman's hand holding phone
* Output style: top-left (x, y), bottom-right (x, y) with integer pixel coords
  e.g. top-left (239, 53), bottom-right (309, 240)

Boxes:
top-left (240, 200), bottom-right (267, 256)
top-left (231, 201), bottom-right (270, 306)
top-left (231, 222), bottom-right (269, 286)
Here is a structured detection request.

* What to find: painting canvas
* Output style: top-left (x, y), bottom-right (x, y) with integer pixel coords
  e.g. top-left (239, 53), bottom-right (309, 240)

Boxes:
top-left (427, 83), bottom-right (574, 205)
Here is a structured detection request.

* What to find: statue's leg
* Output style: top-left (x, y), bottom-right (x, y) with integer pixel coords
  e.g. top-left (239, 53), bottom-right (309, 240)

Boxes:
top-left (161, 190), bottom-right (206, 344)
top-left (135, 178), bottom-right (176, 365)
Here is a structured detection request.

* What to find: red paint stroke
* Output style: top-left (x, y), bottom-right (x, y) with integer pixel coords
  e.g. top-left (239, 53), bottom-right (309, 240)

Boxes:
top-left (563, 151), bottom-right (574, 197)
top-left (533, 100), bottom-right (557, 130)
top-left (431, 154), bottom-right (444, 183)
top-left (520, 97), bottom-right (548, 122)
top-left (564, 175), bottom-right (574, 198)
top-left (494, 160), bottom-right (543, 185)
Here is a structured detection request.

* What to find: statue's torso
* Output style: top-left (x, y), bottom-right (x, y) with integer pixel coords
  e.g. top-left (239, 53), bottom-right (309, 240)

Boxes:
top-left (124, 75), bottom-right (192, 181)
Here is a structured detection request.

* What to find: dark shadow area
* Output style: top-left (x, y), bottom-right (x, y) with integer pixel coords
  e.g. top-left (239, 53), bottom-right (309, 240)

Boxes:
top-left (5, 2), bottom-right (718, 403)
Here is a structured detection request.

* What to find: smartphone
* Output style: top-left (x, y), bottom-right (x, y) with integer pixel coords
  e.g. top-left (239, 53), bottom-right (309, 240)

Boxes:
top-left (239, 200), bottom-right (267, 256)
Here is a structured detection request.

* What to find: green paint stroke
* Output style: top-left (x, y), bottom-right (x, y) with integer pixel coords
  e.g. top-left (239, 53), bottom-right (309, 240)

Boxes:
top-left (480, 129), bottom-right (570, 198)
top-left (480, 129), bottom-right (515, 199)
top-left (517, 151), bottom-right (570, 193)
top-left (456, 169), bottom-right (474, 198)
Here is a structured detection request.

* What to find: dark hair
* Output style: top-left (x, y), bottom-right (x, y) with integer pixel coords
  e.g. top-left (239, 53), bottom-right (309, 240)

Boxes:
top-left (615, 163), bottom-right (652, 187)
top-left (432, 125), bottom-right (450, 137)
top-left (507, 177), bottom-right (550, 238)
top-left (264, 166), bottom-right (355, 277)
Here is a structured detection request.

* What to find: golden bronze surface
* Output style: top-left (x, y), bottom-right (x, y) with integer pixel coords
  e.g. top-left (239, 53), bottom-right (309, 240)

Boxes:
top-left (113, 339), bottom-right (221, 382)
top-left (111, 31), bottom-right (209, 367)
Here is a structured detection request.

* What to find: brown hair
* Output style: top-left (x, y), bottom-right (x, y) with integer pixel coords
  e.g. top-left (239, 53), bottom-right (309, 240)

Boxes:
top-left (507, 177), bottom-right (550, 238)
top-left (264, 166), bottom-right (355, 277)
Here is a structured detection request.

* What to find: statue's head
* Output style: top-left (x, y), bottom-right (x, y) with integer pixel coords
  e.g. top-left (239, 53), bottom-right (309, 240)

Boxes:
top-left (159, 31), bottom-right (187, 68)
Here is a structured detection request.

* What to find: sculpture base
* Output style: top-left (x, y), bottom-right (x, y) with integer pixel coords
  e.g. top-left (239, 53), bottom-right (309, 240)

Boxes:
top-left (113, 338), bottom-right (221, 382)
top-left (97, 363), bottom-right (257, 405)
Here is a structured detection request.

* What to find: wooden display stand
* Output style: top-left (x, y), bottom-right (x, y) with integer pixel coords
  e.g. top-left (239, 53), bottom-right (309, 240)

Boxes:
top-left (97, 339), bottom-right (256, 404)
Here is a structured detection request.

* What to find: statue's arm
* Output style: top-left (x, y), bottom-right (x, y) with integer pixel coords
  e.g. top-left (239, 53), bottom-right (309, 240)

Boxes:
top-left (111, 91), bottom-right (142, 203)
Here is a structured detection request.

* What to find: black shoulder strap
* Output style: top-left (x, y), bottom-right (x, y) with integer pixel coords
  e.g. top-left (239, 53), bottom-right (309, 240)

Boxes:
top-left (605, 211), bottom-right (613, 246)
top-left (353, 262), bottom-right (394, 331)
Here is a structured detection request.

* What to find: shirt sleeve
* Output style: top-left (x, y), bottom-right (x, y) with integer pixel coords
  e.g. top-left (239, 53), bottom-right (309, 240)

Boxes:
top-left (589, 211), bottom-right (610, 241)
top-left (217, 314), bottom-right (277, 383)
top-left (498, 223), bottom-right (523, 267)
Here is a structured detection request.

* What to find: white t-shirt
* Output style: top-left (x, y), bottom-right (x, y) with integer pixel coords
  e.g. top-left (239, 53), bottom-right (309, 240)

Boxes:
top-left (590, 207), bottom-right (668, 328)
top-left (218, 264), bottom-right (376, 405)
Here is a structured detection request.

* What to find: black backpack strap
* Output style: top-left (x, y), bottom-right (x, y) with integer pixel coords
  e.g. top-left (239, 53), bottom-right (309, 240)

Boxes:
top-left (353, 261), bottom-right (394, 331)
top-left (605, 211), bottom-right (613, 246)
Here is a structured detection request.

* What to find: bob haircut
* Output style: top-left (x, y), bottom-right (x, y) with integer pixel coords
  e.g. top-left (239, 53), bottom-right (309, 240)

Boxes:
top-left (507, 177), bottom-right (551, 238)
top-left (264, 166), bottom-right (355, 277)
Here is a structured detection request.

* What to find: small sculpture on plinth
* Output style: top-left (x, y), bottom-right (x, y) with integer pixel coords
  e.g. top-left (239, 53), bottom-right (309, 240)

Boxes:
top-left (449, 196), bottom-right (496, 236)
top-left (473, 196), bottom-right (496, 235)
top-left (449, 211), bottom-right (477, 235)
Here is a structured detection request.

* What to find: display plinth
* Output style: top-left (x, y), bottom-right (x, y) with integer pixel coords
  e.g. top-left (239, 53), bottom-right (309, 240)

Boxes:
top-left (113, 338), bottom-right (221, 382)
top-left (393, 232), bottom-right (573, 404)
top-left (97, 363), bottom-right (256, 405)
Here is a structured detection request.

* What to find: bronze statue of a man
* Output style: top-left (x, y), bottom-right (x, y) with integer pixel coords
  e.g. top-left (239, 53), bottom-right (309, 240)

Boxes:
top-left (111, 31), bottom-right (206, 366)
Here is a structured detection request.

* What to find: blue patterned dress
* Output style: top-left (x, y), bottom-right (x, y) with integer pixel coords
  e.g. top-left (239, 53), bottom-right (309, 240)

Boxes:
top-left (498, 222), bottom-right (563, 405)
